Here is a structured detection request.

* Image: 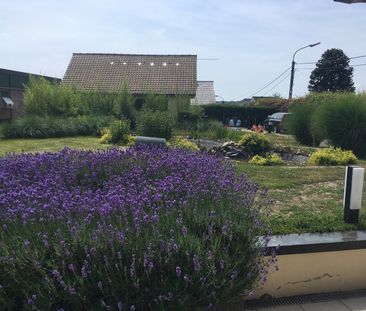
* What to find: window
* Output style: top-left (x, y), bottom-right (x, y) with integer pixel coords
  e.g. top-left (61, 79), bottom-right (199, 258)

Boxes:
top-left (2, 96), bottom-right (14, 107)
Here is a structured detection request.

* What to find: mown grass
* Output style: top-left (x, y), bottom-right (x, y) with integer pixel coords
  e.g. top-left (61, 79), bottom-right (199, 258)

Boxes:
top-left (236, 161), bottom-right (366, 235)
top-left (0, 136), bottom-right (108, 156)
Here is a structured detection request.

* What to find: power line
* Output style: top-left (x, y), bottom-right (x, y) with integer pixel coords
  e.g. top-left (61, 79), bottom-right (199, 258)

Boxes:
top-left (297, 54), bottom-right (366, 65)
top-left (263, 72), bottom-right (291, 96)
top-left (246, 66), bottom-right (291, 97)
top-left (297, 62), bottom-right (366, 70)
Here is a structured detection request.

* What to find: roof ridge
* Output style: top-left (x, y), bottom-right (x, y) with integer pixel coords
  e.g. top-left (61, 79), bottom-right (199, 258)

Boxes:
top-left (72, 53), bottom-right (197, 57)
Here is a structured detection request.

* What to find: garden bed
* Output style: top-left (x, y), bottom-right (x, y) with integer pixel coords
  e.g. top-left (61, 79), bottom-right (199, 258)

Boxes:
top-left (0, 146), bottom-right (271, 310)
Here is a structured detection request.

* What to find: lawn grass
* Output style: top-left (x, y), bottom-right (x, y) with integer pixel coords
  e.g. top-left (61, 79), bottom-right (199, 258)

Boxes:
top-left (0, 136), bottom-right (108, 156)
top-left (236, 161), bottom-right (366, 235)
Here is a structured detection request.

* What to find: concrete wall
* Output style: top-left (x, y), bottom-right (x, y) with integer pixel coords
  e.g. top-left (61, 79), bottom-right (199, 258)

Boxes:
top-left (251, 249), bottom-right (366, 299)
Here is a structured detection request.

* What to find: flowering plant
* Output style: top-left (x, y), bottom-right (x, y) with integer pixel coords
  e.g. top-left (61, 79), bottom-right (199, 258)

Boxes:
top-left (0, 146), bottom-right (271, 310)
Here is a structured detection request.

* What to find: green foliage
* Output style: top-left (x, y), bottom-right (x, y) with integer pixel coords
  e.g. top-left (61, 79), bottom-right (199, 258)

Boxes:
top-left (99, 128), bottom-right (112, 144)
top-left (311, 93), bottom-right (366, 157)
top-left (309, 48), bottom-right (355, 93)
top-left (136, 110), bottom-right (173, 140)
top-left (2, 116), bottom-right (113, 138)
top-left (24, 76), bottom-right (86, 117)
top-left (287, 93), bottom-right (339, 146)
top-left (113, 84), bottom-right (136, 121)
top-left (203, 105), bottom-right (278, 128)
top-left (238, 133), bottom-right (271, 155)
top-left (287, 102), bottom-right (316, 145)
top-left (249, 154), bottom-right (284, 166)
top-left (82, 91), bottom-right (115, 116)
top-left (308, 148), bottom-right (357, 166)
top-left (108, 119), bottom-right (131, 145)
top-left (143, 92), bottom-right (169, 112)
top-left (168, 95), bottom-right (191, 125)
top-left (204, 120), bottom-right (227, 139)
top-left (167, 136), bottom-right (199, 151)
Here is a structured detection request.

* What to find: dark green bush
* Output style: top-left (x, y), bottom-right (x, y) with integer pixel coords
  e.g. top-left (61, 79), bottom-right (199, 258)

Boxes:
top-left (143, 92), bottom-right (169, 112)
top-left (2, 116), bottom-right (114, 138)
top-left (286, 103), bottom-right (316, 146)
top-left (203, 105), bottom-right (278, 128)
top-left (238, 133), bottom-right (271, 155)
top-left (287, 93), bottom-right (338, 146)
top-left (112, 84), bottom-right (136, 122)
top-left (312, 93), bottom-right (366, 157)
top-left (108, 118), bottom-right (131, 145)
top-left (136, 111), bottom-right (173, 140)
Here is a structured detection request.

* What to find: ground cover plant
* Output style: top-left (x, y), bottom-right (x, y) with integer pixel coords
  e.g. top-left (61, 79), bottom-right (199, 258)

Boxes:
top-left (0, 146), bottom-right (272, 310)
top-left (308, 148), bottom-right (357, 166)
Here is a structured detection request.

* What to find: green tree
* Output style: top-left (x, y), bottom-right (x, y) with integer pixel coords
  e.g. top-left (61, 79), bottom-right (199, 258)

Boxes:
top-left (308, 48), bottom-right (355, 93)
top-left (113, 83), bottom-right (136, 121)
top-left (142, 91), bottom-right (168, 112)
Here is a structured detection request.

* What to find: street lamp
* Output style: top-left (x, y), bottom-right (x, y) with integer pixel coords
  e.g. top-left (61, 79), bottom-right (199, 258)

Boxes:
top-left (288, 42), bottom-right (321, 99)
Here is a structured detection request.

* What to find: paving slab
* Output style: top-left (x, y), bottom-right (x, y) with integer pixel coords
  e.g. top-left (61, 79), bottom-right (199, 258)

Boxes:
top-left (257, 304), bottom-right (304, 310)
top-left (301, 300), bottom-right (351, 311)
top-left (341, 296), bottom-right (366, 311)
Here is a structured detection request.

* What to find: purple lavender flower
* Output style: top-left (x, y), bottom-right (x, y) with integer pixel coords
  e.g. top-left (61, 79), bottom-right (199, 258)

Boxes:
top-left (176, 266), bottom-right (182, 278)
top-left (97, 281), bottom-right (103, 290)
top-left (193, 254), bottom-right (201, 272)
top-left (181, 226), bottom-right (187, 238)
top-left (0, 146), bottom-right (272, 309)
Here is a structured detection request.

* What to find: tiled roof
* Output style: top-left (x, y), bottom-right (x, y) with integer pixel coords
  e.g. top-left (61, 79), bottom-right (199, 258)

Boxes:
top-left (194, 81), bottom-right (215, 105)
top-left (63, 53), bottom-right (197, 95)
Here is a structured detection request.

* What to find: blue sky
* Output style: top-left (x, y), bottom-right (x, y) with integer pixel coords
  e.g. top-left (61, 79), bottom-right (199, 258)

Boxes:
top-left (1, 0), bottom-right (366, 100)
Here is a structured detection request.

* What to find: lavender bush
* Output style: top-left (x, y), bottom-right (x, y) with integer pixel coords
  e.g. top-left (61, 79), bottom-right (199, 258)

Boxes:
top-left (0, 146), bottom-right (271, 310)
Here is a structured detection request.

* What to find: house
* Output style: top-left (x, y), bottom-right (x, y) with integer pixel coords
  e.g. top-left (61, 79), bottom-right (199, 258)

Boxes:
top-left (191, 81), bottom-right (216, 105)
top-left (62, 53), bottom-right (197, 104)
top-left (0, 68), bottom-right (60, 121)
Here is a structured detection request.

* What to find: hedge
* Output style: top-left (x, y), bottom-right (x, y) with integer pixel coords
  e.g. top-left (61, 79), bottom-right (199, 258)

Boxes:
top-left (203, 105), bottom-right (279, 127)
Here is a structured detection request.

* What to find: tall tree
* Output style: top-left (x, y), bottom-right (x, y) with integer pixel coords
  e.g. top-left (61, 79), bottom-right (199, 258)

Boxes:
top-left (308, 48), bottom-right (355, 92)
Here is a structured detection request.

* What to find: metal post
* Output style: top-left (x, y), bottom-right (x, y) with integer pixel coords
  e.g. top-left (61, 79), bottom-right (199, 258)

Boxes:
top-left (343, 165), bottom-right (364, 224)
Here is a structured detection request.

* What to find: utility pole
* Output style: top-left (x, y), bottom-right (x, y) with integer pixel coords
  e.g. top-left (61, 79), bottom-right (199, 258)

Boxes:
top-left (288, 42), bottom-right (321, 99)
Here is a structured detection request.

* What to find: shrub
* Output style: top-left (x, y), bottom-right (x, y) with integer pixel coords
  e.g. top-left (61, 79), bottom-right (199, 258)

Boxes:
top-left (311, 93), bottom-right (366, 157)
top-left (0, 147), bottom-right (272, 310)
top-left (287, 93), bottom-right (339, 146)
top-left (2, 116), bottom-right (114, 138)
top-left (113, 84), bottom-right (136, 122)
top-left (249, 154), bottom-right (284, 166)
top-left (99, 128), bottom-right (112, 144)
top-left (167, 136), bottom-right (199, 151)
top-left (238, 133), bottom-right (271, 155)
top-left (286, 102), bottom-right (316, 145)
top-left (143, 92), bottom-right (169, 112)
top-left (196, 120), bottom-right (227, 140)
top-left (108, 118), bottom-right (131, 145)
top-left (24, 76), bottom-right (86, 117)
top-left (308, 147), bottom-right (357, 166)
top-left (136, 110), bottom-right (173, 140)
